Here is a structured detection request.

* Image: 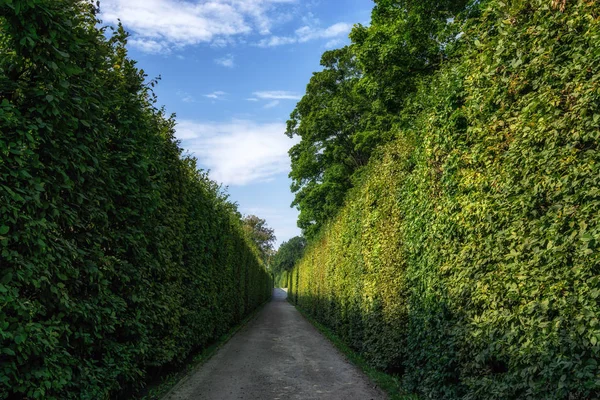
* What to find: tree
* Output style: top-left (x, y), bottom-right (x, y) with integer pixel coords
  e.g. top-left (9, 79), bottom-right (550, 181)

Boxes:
top-left (286, 47), bottom-right (390, 238)
top-left (242, 215), bottom-right (276, 264)
top-left (286, 0), bottom-right (474, 239)
top-left (350, 0), bottom-right (471, 116)
top-left (271, 236), bottom-right (307, 276)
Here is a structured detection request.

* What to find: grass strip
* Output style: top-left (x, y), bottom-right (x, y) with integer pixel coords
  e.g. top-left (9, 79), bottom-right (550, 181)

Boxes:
top-left (294, 304), bottom-right (419, 400)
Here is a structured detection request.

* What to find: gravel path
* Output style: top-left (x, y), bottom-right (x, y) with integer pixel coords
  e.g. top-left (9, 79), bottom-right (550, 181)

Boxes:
top-left (164, 288), bottom-right (386, 400)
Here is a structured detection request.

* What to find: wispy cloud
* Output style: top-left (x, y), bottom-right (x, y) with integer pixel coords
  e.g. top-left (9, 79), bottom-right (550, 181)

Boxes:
top-left (127, 38), bottom-right (170, 54)
top-left (175, 120), bottom-right (299, 185)
top-left (258, 36), bottom-right (297, 47)
top-left (215, 54), bottom-right (235, 68)
top-left (100, 0), bottom-right (296, 53)
top-left (257, 22), bottom-right (352, 47)
top-left (264, 100), bottom-right (280, 109)
top-left (177, 90), bottom-right (196, 103)
top-left (246, 98), bottom-right (259, 102)
top-left (101, 0), bottom-right (353, 53)
top-left (324, 38), bottom-right (344, 49)
top-left (253, 90), bottom-right (301, 100)
top-left (204, 91), bottom-right (227, 100)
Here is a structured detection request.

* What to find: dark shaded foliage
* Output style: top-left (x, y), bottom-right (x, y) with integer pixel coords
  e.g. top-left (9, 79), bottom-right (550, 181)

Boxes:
top-left (0, 1), bottom-right (271, 398)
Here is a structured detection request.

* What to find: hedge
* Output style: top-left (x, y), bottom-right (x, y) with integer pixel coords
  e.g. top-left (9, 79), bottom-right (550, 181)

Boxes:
top-left (288, 0), bottom-right (600, 398)
top-left (0, 1), bottom-right (271, 398)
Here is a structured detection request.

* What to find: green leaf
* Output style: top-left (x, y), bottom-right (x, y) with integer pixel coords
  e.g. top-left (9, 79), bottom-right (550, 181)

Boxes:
top-left (0, 272), bottom-right (12, 285)
top-left (3, 348), bottom-right (15, 356)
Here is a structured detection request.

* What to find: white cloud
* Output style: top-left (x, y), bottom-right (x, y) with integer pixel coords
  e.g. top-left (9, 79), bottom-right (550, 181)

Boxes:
top-left (127, 38), bottom-right (170, 54)
top-left (257, 21), bottom-right (352, 47)
top-left (100, 0), bottom-right (296, 53)
top-left (215, 54), bottom-right (235, 68)
top-left (101, 0), bottom-right (353, 52)
top-left (253, 90), bottom-right (301, 100)
top-left (301, 12), bottom-right (319, 26)
top-left (175, 120), bottom-right (299, 185)
top-left (204, 91), bottom-right (227, 100)
top-left (247, 98), bottom-right (259, 101)
top-left (210, 37), bottom-right (237, 48)
top-left (257, 36), bottom-right (297, 47)
top-left (324, 38), bottom-right (344, 48)
top-left (177, 90), bottom-right (195, 103)
top-left (299, 22), bottom-right (352, 41)
top-left (264, 100), bottom-right (280, 109)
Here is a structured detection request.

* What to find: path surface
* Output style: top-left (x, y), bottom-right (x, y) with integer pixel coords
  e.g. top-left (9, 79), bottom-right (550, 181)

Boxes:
top-left (164, 288), bottom-right (385, 400)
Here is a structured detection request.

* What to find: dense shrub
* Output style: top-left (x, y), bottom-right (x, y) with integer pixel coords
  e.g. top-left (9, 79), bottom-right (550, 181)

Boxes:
top-left (289, 0), bottom-right (600, 398)
top-left (0, 1), bottom-right (271, 398)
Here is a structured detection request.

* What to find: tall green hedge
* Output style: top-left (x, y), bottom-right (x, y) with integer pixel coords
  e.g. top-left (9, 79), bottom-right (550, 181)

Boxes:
top-left (0, 1), bottom-right (271, 398)
top-left (289, 0), bottom-right (600, 398)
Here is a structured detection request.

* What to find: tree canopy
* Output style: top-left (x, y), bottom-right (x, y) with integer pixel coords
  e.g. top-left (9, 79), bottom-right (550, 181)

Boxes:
top-left (286, 47), bottom-right (375, 237)
top-left (271, 236), bottom-right (307, 276)
top-left (286, 0), bottom-right (473, 238)
top-left (242, 215), bottom-right (276, 263)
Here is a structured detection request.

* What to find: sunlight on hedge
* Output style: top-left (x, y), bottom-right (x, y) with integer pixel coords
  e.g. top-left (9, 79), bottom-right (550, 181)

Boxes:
top-left (289, 0), bottom-right (600, 397)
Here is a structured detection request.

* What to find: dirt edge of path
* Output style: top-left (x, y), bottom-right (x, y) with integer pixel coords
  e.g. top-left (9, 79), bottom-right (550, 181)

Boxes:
top-left (293, 303), bottom-right (417, 399)
top-left (158, 299), bottom-right (271, 400)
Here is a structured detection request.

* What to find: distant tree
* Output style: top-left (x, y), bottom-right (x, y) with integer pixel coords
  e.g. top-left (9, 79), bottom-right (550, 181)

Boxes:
top-left (271, 236), bottom-right (307, 275)
top-left (242, 215), bottom-right (276, 263)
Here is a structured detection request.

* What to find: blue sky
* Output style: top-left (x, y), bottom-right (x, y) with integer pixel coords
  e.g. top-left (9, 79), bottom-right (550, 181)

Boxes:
top-left (99, 0), bottom-right (373, 246)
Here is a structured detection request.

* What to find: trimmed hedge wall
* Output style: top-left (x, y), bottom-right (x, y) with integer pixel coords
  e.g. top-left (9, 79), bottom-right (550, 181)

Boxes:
top-left (0, 1), bottom-right (271, 399)
top-left (289, 0), bottom-right (600, 398)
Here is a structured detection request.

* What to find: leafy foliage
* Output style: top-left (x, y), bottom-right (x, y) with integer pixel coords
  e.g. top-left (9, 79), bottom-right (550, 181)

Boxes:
top-left (289, 0), bottom-right (600, 398)
top-left (286, 47), bottom-right (373, 237)
top-left (271, 236), bottom-right (306, 287)
top-left (242, 214), bottom-right (276, 264)
top-left (0, 1), bottom-right (271, 398)
top-left (350, 0), bottom-right (472, 115)
top-left (287, 0), bottom-right (472, 238)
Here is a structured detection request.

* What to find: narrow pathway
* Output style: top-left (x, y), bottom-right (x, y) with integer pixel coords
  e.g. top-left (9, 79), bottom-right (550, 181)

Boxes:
top-left (165, 288), bottom-right (385, 400)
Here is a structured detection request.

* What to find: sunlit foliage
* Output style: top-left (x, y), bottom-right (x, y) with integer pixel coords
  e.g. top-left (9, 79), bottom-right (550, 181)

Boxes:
top-left (289, 0), bottom-right (600, 397)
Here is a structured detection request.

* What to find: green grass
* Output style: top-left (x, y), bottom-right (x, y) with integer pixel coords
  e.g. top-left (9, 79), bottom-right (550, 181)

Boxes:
top-left (293, 304), bottom-right (419, 400)
top-left (137, 301), bottom-right (269, 400)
